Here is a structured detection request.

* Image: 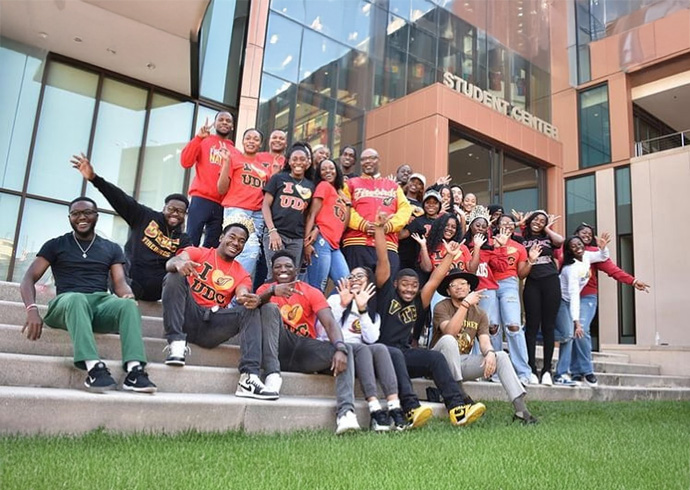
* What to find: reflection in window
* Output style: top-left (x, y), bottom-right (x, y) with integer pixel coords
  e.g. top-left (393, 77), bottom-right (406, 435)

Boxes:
top-left (27, 63), bottom-right (98, 202)
top-left (579, 84), bottom-right (611, 168)
top-left (258, 74), bottom-right (296, 142)
top-left (502, 155), bottom-right (539, 212)
top-left (138, 94), bottom-right (193, 209)
top-left (86, 79), bottom-right (147, 211)
top-left (0, 43), bottom-right (43, 192)
top-left (448, 132), bottom-right (493, 206)
top-left (334, 103), bottom-right (365, 156)
top-left (565, 174), bottom-right (596, 234)
top-left (374, 46), bottom-right (407, 107)
top-left (299, 31), bottom-right (348, 96)
top-left (0, 193), bottom-right (20, 280)
top-left (263, 15), bottom-right (302, 83)
top-left (293, 88), bottom-right (335, 149)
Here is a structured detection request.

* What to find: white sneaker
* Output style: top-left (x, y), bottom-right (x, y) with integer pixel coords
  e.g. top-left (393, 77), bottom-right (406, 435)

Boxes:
top-left (528, 373), bottom-right (540, 385)
top-left (264, 373), bottom-right (283, 394)
top-left (164, 340), bottom-right (190, 366)
top-left (235, 373), bottom-right (279, 400)
top-left (541, 372), bottom-right (553, 386)
top-left (335, 410), bottom-right (361, 435)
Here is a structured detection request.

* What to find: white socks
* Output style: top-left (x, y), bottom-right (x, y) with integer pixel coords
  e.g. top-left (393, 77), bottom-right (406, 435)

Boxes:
top-left (85, 360), bottom-right (99, 371)
top-left (368, 400), bottom-right (383, 413)
top-left (126, 361), bottom-right (141, 372)
top-left (387, 399), bottom-right (401, 410)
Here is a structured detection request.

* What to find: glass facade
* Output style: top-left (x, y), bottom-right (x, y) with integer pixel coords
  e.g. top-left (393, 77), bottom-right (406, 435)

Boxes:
top-left (579, 84), bottom-right (611, 168)
top-left (448, 128), bottom-right (542, 210)
top-left (565, 174), bottom-right (596, 235)
top-left (0, 41), bottom-right (232, 282)
top-left (615, 166), bottom-right (636, 344)
top-left (258, 0), bottom-right (552, 153)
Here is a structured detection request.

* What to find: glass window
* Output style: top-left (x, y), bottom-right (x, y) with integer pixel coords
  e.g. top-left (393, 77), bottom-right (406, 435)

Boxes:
top-left (137, 94), bottom-right (193, 209)
top-left (373, 46), bottom-right (407, 107)
top-left (299, 31), bottom-right (348, 97)
top-left (258, 73), bottom-right (296, 140)
top-left (334, 103), bottom-right (365, 156)
top-left (336, 49), bottom-right (371, 109)
top-left (86, 78), bottom-right (148, 211)
top-left (615, 166), bottom-right (635, 343)
top-left (565, 174), bottom-right (596, 235)
top-left (410, 0), bottom-right (437, 34)
top-left (0, 43), bottom-right (43, 192)
top-left (448, 131), bottom-right (493, 206)
top-left (26, 63), bottom-right (98, 201)
top-left (406, 56), bottom-right (436, 95)
top-left (263, 15), bottom-right (302, 83)
top-left (487, 39), bottom-right (508, 100)
top-left (408, 25), bottom-right (436, 65)
top-left (502, 155), bottom-right (540, 213)
top-left (389, 0), bottom-right (411, 21)
top-left (579, 84), bottom-right (611, 168)
top-left (293, 88), bottom-right (335, 149)
top-left (437, 12), bottom-right (476, 83)
top-left (0, 193), bottom-right (21, 281)
top-left (270, 0), bottom-right (306, 23)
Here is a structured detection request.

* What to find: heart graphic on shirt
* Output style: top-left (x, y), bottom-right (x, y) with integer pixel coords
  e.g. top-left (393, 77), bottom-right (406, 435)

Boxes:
top-left (211, 270), bottom-right (235, 290)
top-left (280, 304), bottom-right (303, 323)
top-left (295, 184), bottom-right (312, 200)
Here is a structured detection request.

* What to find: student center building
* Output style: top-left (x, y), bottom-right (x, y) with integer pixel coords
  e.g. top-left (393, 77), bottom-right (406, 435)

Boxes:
top-left (1, 0), bottom-right (688, 369)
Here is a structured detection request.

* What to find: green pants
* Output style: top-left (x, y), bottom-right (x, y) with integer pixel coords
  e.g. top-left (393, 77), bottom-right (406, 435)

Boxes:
top-left (44, 292), bottom-right (147, 370)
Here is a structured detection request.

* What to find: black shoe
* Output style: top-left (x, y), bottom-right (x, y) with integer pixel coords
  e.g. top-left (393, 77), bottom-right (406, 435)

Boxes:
top-left (571, 374), bottom-right (584, 383)
top-left (84, 362), bottom-right (117, 393)
top-left (235, 373), bottom-right (279, 400)
top-left (123, 365), bottom-right (157, 393)
top-left (370, 410), bottom-right (391, 432)
top-left (513, 412), bottom-right (539, 425)
top-left (389, 408), bottom-right (407, 431)
top-left (584, 373), bottom-right (599, 387)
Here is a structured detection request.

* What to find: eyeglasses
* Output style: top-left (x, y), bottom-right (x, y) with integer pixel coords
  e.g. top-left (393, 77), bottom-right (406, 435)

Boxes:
top-left (69, 210), bottom-right (97, 218)
top-left (166, 206), bottom-right (187, 215)
top-left (448, 280), bottom-right (470, 289)
top-left (347, 272), bottom-right (367, 281)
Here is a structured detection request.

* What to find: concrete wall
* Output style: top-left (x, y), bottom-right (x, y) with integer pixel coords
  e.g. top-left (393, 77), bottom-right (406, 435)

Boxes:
top-left (631, 146), bottom-right (690, 347)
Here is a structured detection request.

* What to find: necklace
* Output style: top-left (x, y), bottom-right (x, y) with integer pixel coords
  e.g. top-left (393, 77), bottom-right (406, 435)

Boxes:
top-left (72, 232), bottom-right (97, 259)
top-left (290, 173), bottom-right (305, 186)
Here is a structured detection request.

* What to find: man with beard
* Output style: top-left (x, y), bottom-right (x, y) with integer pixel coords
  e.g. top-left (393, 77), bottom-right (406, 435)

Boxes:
top-left (162, 221), bottom-right (281, 400)
top-left (71, 153), bottom-right (191, 301)
top-left (21, 197), bottom-right (156, 393)
top-left (181, 111), bottom-right (236, 248)
top-left (342, 148), bottom-right (411, 277)
top-left (256, 251), bottom-right (361, 435)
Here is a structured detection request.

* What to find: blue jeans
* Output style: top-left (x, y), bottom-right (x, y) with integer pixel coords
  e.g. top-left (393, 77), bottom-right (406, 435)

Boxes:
top-left (306, 233), bottom-right (350, 292)
top-left (571, 294), bottom-right (597, 376)
top-left (555, 299), bottom-right (575, 377)
top-left (223, 207), bottom-right (264, 283)
top-left (495, 277), bottom-right (532, 380)
top-left (187, 196), bottom-right (223, 248)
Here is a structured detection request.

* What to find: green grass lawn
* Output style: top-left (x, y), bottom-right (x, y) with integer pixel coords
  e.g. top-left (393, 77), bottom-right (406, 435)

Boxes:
top-left (1, 401), bottom-right (688, 490)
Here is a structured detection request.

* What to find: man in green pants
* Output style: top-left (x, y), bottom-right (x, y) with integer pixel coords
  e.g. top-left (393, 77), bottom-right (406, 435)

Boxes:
top-left (20, 196), bottom-right (157, 393)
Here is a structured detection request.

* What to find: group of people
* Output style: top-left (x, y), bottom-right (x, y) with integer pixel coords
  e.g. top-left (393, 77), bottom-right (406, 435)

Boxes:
top-left (21, 110), bottom-right (650, 434)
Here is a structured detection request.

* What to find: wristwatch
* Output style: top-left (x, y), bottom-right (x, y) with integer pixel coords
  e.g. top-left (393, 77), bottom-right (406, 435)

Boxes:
top-left (334, 341), bottom-right (349, 355)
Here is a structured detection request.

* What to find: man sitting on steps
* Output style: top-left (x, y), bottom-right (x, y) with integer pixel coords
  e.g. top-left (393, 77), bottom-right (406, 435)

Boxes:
top-left (162, 219), bottom-right (282, 401)
top-left (21, 196), bottom-right (157, 394)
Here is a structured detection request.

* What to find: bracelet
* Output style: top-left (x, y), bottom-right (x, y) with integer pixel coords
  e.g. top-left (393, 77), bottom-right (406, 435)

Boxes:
top-left (460, 300), bottom-right (471, 309)
top-left (268, 228), bottom-right (278, 234)
top-left (483, 349), bottom-right (495, 357)
top-left (357, 308), bottom-right (367, 314)
top-left (25, 303), bottom-right (38, 311)
top-left (334, 340), bottom-right (346, 348)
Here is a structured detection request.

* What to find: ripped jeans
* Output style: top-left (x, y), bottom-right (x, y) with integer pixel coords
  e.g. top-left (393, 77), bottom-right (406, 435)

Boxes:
top-left (493, 277), bottom-right (532, 380)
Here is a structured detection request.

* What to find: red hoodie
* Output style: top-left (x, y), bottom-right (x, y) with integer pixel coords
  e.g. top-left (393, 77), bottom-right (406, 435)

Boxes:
top-left (554, 244), bottom-right (635, 296)
top-left (181, 135), bottom-right (237, 203)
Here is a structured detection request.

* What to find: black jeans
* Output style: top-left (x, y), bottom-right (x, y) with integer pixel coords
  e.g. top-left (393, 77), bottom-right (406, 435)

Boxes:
top-left (186, 196), bottom-right (223, 248)
top-left (343, 245), bottom-right (401, 281)
top-left (523, 274), bottom-right (561, 376)
top-left (403, 348), bottom-right (471, 410)
top-left (161, 272), bottom-right (280, 376)
top-left (278, 327), bottom-right (355, 417)
top-left (385, 345), bottom-right (421, 413)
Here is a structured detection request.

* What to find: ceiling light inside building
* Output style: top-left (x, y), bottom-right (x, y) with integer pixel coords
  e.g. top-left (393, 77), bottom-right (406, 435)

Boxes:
top-left (73, 36), bottom-right (83, 43)
top-left (146, 62), bottom-right (156, 70)
top-left (106, 47), bottom-right (117, 55)
top-left (38, 32), bottom-right (48, 39)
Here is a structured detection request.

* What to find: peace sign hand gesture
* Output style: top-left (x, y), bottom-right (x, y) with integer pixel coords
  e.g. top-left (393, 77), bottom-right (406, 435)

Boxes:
top-left (197, 117), bottom-right (213, 139)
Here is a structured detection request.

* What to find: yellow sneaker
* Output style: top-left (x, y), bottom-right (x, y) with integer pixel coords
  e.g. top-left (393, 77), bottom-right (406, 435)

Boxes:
top-left (405, 405), bottom-right (433, 429)
top-left (449, 402), bottom-right (486, 427)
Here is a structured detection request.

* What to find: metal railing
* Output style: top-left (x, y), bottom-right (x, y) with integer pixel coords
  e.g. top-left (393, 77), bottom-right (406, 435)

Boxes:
top-left (635, 130), bottom-right (690, 157)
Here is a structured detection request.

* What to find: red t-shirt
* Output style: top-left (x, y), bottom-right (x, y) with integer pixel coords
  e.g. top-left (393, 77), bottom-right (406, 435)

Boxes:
top-left (180, 135), bottom-right (238, 204)
top-left (257, 281), bottom-right (329, 338)
top-left (220, 153), bottom-right (272, 210)
top-left (429, 243), bottom-right (473, 271)
top-left (314, 181), bottom-right (348, 249)
top-left (257, 151), bottom-right (285, 177)
top-left (184, 247), bottom-right (251, 308)
top-left (494, 238), bottom-right (528, 281)
top-left (472, 246), bottom-right (509, 290)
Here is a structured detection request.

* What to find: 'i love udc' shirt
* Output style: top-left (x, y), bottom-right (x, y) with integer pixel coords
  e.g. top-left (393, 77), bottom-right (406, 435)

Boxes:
top-left (257, 281), bottom-right (329, 338)
top-left (184, 247), bottom-right (251, 308)
top-left (263, 173), bottom-right (314, 239)
top-left (220, 152), bottom-right (273, 211)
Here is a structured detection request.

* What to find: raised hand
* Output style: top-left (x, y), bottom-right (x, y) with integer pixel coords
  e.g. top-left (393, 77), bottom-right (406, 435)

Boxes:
top-left (443, 239), bottom-right (462, 256)
top-left (435, 175), bottom-right (452, 186)
top-left (354, 283), bottom-right (376, 311)
top-left (463, 288), bottom-right (485, 307)
top-left (546, 214), bottom-right (561, 229)
top-left (336, 277), bottom-right (354, 306)
top-left (596, 231), bottom-right (611, 250)
top-left (218, 141), bottom-right (231, 163)
top-left (410, 232), bottom-right (427, 247)
top-left (473, 233), bottom-right (487, 249)
top-left (70, 153), bottom-right (96, 181)
top-left (197, 117), bottom-right (212, 138)
top-left (440, 200), bottom-right (450, 215)
top-left (528, 243), bottom-right (543, 263)
top-left (493, 227), bottom-right (510, 247)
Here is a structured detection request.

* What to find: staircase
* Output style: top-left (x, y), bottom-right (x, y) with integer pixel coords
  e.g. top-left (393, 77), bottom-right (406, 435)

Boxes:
top-left (1, 281), bottom-right (688, 436)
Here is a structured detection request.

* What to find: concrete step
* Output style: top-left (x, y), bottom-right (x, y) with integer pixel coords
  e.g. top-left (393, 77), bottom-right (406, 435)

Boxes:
top-left (592, 359), bottom-right (660, 376)
top-left (532, 344), bottom-right (631, 363)
top-left (0, 385), bottom-right (447, 436)
top-left (0, 281), bottom-right (163, 317)
top-left (0, 300), bottom-right (165, 339)
top-left (595, 372), bottom-right (690, 388)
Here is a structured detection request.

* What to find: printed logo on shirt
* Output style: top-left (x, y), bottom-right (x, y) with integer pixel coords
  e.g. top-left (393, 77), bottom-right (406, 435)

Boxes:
top-left (349, 318), bottom-right (362, 334)
top-left (476, 262), bottom-right (489, 277)
top-left (389, 299), bottom-right (402, 315)
top-left (142, 221), bottom-right (181, 258)
top-left (295, 184), bottom-right (312, 200)
top-left (190, 262), bottom-right (229, 306)
top-left (457, 319), bottom-right (479, 354)
top-left (333, 197), bottom-right (348, 223)
top-left (382, 197), bottom-right (394, 206)
top-left (241, 163), bottom-right (268, 189)
top-left (211, 269), bottom-right (235, 290)
top-left (280, 303), bottom-right (304, 324)
top-left (209, 146), bottom-right (226, 166)
top-left (279, 182), bottom-right (309, 211)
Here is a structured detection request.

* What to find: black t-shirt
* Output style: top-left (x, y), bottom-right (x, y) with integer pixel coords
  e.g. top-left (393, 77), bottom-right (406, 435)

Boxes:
top-left (264, 173), bottom-right (314, 239)
top-left (399, 215), bottom-right (435, 271)
top-left (523, 234), bottom-right (559, 280)
top-left (37, 233), bottom-right (126, 295)
top-left (376, 279), bottom-right (424, 350)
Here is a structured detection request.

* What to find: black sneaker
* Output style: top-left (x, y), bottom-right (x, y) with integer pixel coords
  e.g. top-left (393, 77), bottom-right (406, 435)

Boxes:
top-left (389, 408), bottom-right (407, 431)
top-left (571, 374), bottom-right (584, 383)
top-left (513, 412), bottom-right (539, 425)
top-left (370, 410), bottom-right (391, 432)
top-left (584, 373), bottom-right (599, 387)
top-left (123, 365), bottom-right (157, 393)
top-left (84, 362), bottom-right (117, 393)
